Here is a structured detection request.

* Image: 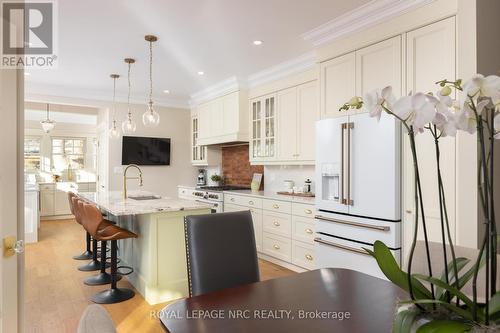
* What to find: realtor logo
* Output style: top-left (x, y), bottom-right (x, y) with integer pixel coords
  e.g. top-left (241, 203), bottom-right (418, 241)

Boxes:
top-left (1, 0), bottom-right (58, 68)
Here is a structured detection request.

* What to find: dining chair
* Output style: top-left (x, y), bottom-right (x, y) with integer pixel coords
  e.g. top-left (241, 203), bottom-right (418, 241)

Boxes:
top-left (412, 241), bottom-right (500, 300)
top-left (184, 210), bottom-right (260, 297)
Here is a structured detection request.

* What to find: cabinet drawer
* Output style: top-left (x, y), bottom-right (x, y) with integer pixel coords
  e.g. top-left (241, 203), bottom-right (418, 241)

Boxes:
top-left (292, 216), bottom-right (315, 244)
top-left (292, 202), bottom-right (315, 218)
top-left (224, 194), bottom-right (262, 209)
top-left (263, 211), bottom-right (291, 237)
top-left (262, 233), bottom-right (291, 262)
top-left (292, 240), bottom-right (316, 270)
top-left (39, 184), bottom-right (55, 191)
top-left (262, 199), bottom-right (291, 214)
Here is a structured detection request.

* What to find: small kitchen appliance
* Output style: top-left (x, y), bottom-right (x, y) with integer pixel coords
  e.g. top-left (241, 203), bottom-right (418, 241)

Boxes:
top-left (197, 169), bottom-right (207, 186)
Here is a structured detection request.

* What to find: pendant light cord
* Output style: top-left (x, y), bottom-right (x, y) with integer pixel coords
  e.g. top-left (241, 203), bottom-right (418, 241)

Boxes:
top-left (127, 61), bottom-right (132, 119)
top-left (112, 77), bottom-right (117, 124)
top-left (149, 40), bottom-right (153, 107)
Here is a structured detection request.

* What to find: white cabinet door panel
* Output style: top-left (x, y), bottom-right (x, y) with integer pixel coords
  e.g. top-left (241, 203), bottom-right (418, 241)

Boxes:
top-left (40, 190), bottom-right (54, 216)
top-left (297, 80), bottom-right (318, 161)
top-left (277, 87), bottom-right (297, 161)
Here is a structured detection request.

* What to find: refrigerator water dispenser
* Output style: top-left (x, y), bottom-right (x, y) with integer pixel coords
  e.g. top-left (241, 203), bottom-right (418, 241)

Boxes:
top-left (321, 163), bottom-right (340, 201)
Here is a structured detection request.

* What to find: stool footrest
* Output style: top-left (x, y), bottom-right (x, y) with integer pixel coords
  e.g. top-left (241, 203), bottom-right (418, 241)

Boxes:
top-left (116, 265), bottom-right (134, 276)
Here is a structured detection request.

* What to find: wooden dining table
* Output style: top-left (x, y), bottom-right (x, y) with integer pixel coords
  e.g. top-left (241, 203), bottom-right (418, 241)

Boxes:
top-left (159, 268), bottom-right (406, 333)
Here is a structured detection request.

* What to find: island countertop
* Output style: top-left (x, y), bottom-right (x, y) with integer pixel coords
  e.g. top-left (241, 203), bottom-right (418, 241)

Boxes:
top-left (78, 190), bottom-right (211, 216)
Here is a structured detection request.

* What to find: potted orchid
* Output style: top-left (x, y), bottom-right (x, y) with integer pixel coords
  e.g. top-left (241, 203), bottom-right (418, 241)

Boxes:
top-left (341, 74), bottom-right (500, 332)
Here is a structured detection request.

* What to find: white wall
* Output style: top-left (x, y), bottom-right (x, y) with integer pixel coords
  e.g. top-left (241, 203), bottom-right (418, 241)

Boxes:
top-left (264, 165), bottom-right (315, 193)
top-left (104, 102), bottom-right (198, 198)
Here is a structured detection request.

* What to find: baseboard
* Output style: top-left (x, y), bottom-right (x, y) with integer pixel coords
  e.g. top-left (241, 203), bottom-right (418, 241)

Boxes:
top-left (258, 253), bottom-right (308, 273)
top-left (41, 214), bottom-right (74, 220)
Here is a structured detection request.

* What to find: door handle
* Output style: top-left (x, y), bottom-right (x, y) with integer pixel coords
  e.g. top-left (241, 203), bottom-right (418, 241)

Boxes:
top-left (314, 237), bottom-right (369, 256)
top-left (3, 236), bottom-right (24, 257)
top-left (315, 215), bottom-right (390, 231)
top-left (347, 122), bottom-right (354, 206)
top-left (341, 123), bottom-right (346, 205)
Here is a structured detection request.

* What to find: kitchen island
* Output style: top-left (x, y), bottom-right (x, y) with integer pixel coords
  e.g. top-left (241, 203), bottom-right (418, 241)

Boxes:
top-left (78, 191), bottom-right (212, 305)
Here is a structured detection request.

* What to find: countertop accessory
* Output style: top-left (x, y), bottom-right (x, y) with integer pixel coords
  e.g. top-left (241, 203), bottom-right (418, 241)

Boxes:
top-left (283, 180), bottom-right (294, 192)
top-left (276, 191), bottom-right (315, 197)
top-left (251, 173), bottom-right (262, 192)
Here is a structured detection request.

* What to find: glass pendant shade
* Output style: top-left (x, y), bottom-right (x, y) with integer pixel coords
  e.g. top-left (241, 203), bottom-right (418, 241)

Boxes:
top-left (109, 120), bottom-right (120, 139)
top-left (122, 116), bottom-right (136, 134)
top-left (142, 103), bottom-right (160, 127)
top-left (40, 119), bottom-right (56, 133)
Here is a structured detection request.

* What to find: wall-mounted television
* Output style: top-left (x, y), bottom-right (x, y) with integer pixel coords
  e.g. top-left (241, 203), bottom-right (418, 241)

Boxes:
top-left (121, 136), bottom-right (171, 166)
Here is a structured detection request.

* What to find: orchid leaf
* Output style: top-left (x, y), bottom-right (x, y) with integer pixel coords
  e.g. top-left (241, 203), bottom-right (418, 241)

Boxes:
top-left (488, 292), bottom-right (500, 317)
top-left (368, 241), bottom-right (432, 300)
top-left (415, 320), bottom-right (471, 333)
top-left (400, 299), bottom-right (474, 321)
top-left (436, 257), bottom-right (470, 299)
top-left (413, 274), bottom-right (475, 311)
top-left (393, 308), bottom-right (420, 333)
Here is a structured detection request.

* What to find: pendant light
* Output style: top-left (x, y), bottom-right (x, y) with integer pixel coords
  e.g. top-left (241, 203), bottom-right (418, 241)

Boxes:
top-left (142, 35), bottom-right (160, 127)
top-left (109, 74), bottom-right (120, 139)
top-left (40, 103), bottom-right (56, 133)
top-left (122, 58), bottom-right (137, 134)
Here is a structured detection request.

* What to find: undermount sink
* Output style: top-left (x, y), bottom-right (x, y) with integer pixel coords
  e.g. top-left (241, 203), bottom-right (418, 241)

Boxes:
top-left (128, 195), bottom-right (162, 201)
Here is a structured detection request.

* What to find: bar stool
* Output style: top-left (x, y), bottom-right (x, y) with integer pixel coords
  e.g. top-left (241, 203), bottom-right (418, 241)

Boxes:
top-left (76, 198), bottom-right (110, 272)
top-left (82, 203), bottom-right (137, 304)
top-left (68, 192), bottom-right (92, 260)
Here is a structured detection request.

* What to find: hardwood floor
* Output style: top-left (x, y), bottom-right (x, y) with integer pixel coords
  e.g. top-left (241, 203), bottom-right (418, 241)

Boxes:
top-left (25, 219), bottom-right (296, 333)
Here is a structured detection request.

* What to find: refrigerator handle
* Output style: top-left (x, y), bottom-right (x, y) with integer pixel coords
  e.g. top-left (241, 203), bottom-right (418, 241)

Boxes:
top-left (341, 123), bottom-right (346, 205)
top-left (347, 122), bottom-right (354, 206)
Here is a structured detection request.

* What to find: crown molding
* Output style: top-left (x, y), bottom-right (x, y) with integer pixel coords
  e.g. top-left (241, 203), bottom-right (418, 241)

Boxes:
top-left (189, 76), bottom-right (246, 107)
top-left (247, 52), bottom-right (316, 89)
top-left (25, 82), bottom-right (190, 109)
top-left (301, 0), bottom-right (435, 47)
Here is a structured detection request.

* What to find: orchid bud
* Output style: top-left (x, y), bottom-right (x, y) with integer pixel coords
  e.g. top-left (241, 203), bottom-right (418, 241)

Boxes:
top-left (440, 86), bottom-right (452, 96)
top-left (349, 96), bottom-right (362, 107)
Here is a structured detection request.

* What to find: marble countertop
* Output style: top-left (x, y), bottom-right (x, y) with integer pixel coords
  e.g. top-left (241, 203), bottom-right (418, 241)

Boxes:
top-left (78, 190), bottom-right (212, 216)
top-left (223, 190), bottom-right (315, 204)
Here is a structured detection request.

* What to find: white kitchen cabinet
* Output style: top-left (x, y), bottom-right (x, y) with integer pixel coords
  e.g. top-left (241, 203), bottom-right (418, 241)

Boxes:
top-left (190, 111), bottom-right (221, 166)
top-left (277, 87), bottom-right (297, 161)
top-left (320, 52), bottom-right (356, 119)
top-left (24, 189), bottom-right (39, 243)
top-left (249, 93), bottom-right (276, 163)
top-left (355, 36), bottom-right (402, 100)
top-left (296, 81), bottom-right (318, 161)
top-left (403, 17), bottom-right (456, 254)
top-left (54, 189), bottom-right (71, 215)
top-left (197, 91), bottom-right (249, 146)
top-left (40, 184), bottom-right (55, 216)
top-left (223, 203), bottom-right (262, 252)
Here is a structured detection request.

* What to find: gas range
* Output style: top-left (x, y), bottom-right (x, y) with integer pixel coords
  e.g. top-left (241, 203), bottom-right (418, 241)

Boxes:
top-left (192, 185), bottom-right (250, 202)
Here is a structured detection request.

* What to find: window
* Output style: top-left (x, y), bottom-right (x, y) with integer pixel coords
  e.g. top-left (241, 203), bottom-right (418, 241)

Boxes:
top-left (24, 136), bottom-right (41, 170)
top-left (52, 137), bottom-right (86, 171)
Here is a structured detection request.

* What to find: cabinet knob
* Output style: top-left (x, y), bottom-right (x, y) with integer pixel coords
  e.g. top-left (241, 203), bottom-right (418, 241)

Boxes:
top-left (305, 228), bottom-right (313, 234)
top-left (230, 198), bottom-right (235, 202)
top-left (249, 201), bottom-right (254, 205)
top-left (304, 209), bottom-right (312, 214)
top-left (273, 244), bottom-right (280, 250)
top-left (405, 209), bottom-right (412, 214)
top-left (305, 254), bottom-right (313, 261)
top-left (273, 221), bottom-right (280, 227)
top-left (273, 204), bottom-right (280, 209)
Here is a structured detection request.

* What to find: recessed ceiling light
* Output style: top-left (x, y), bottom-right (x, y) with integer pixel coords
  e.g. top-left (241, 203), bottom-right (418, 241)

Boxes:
top-left (197, 71), bottom-right (204, 76)
top-left (253, 40), bottom-right (263, 45)
top-left (163, 90), bottom-right (170, 94)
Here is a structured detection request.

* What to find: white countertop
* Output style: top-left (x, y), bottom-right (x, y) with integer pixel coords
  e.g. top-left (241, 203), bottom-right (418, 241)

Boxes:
top-left (223, 190), bottom-right (315, 204)
top-left (78, 190), bottom-right (212, 216)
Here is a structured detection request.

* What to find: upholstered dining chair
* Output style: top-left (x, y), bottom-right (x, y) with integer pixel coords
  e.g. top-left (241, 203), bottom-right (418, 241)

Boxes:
top-left (184, 210), bottom-right (260, 297)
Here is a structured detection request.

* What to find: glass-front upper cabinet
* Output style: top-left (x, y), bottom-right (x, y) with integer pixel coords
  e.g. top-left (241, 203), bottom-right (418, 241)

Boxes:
top-left (250, 93), bottom-right (276, 162)
top-left (191, 115), bottom-right (207, 165)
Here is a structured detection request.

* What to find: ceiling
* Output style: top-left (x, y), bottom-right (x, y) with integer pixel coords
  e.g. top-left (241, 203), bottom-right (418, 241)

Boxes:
top-left (25, 0), bottom-right (371, 107)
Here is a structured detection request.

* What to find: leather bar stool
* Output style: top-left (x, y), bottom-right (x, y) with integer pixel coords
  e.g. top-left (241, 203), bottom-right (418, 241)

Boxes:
top-left (82, 203), bottom-right (137, 304)
top-left (68, 192), bottom-right (93, 260)
top-left (76, 198), bottom-right (110, 272)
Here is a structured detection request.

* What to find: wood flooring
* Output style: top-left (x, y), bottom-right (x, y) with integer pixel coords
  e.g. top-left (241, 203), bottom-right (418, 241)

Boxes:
top-left (25, 219), bottom-right (296, 333)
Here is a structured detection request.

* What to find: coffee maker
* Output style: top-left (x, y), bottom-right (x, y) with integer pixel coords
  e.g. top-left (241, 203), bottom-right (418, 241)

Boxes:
top-left (197, 169), bottom-right (207, 186)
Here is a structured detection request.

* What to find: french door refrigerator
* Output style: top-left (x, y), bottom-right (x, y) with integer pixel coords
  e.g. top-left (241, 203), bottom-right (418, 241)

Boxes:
top-left (315, 113), bottom-right (401, 279)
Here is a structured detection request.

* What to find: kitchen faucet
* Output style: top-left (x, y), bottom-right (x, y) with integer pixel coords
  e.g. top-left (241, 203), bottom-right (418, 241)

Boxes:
top-left (123, 164), bottom-right (143, 199)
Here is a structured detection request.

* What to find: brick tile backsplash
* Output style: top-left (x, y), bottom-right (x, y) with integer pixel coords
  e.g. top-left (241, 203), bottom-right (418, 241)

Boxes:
top-left (222, 144), bottom-right (263, 188)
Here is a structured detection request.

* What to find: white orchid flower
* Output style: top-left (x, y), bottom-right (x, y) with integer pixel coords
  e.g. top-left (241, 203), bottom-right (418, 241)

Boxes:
top-left (427, 92), bottom-right (458, 137)
top-left (455, 102), bottom-right (477, 134)
top-left (392, 93), bottom-right (436, 132)
top-left (364, 86), bottom-right (396, 121)
top-left (460, 74), bottom-right (500, 107)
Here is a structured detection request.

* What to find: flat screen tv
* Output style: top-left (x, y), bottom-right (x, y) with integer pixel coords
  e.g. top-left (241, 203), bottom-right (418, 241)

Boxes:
top-left (121, 136), bottom-right (171, 166)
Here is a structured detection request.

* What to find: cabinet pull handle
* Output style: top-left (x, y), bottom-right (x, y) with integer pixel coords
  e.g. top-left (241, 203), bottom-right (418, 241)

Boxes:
top-left (304, 209), bottom-right (312, 214)
top-left (273, 204), bottom-right (280, 209)
top-left (314, 237), bottom-right (370, 256)
top-left (315, 215), bottom-right (390, 232)
top-left (249, 201), bottom-right (254, 205)
top-left (406, 209), bottom-right (412, 214)
top-left (305, 254), bottom-right (313, 261)
top-left (273, 221), bottom-right (280, 227)
top-left (273, 244), bottom-right (280, 250)
top-left (341, 123), bottom-right (346, 205)
top-left (305, 228), bottom-right (313, 234)
top-left (347, 122), bottom-right (354, 206)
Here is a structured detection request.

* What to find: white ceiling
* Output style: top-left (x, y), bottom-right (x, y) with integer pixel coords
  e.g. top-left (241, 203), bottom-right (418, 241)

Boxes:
top-left (25, 0), bottom-right (371, 107)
